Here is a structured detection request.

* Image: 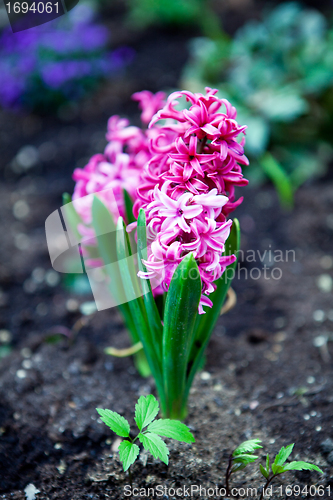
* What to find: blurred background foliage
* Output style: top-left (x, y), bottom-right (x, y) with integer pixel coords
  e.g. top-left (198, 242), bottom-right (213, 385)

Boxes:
top-left (0, 1), bottom-right (133, 114)
top-left (1, 0), bottom-right (333, 205)
top-left (182, 2), bottom-right (333, 206)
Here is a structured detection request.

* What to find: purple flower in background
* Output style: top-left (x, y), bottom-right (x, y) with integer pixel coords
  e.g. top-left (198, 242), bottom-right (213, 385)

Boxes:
top-left (0, 2), bottom-right (134, 111)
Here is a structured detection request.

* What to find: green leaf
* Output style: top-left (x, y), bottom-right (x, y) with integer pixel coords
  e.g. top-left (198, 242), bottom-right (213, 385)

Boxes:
top-left (233, 439), bottom-right (262, 456)
top-left (96, 408), bottom-right (130, 438)
top-left (123, 189), bottom-right (136, 225)
top-left (232, 453), bottom-right (259, 465)
top-left (61, 192), bottom-right (83, 242)
top-left (260, 153), bottom-right (294, 209)
top-left (147, 419), bottom-right (195, 443)
top-left (273, 443), bottom-right (295, 467)
top-left (138, 432), bottom-right (169, 465)
top-left (162, 253), bottom-right (202, 419)
top-left (231, 463), bottom-right (247, 473)
top-left (266, 453), bottom-right (270, 474)
top-left (185, 219), bottom-right (240, 399)
top-left (116, 217), bottom-right (165, 406)
top-left (135, 395), bottom-right (159, 431)
top-left (260, 464), bottom-right (269, 479)
top-left (118, 440), bottom-right (140, 471)
top-left (137, 209), bottom-right (163, 362)
top-left (281, 461), bottom-right (323, 474)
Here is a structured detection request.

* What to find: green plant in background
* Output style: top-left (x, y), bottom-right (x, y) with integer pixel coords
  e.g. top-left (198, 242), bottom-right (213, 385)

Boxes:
top-left (126, 0), bottom-right (224, 39)
top-left (182, 2), bottom-right (333, 207)
top-left (96, 395), bottom-right (194, 481)
top-left (225, 440), bottom-right (323, 498)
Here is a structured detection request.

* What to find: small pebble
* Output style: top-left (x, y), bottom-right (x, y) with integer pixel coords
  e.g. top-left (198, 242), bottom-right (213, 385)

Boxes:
top-left (304, 414), bottom-right (310, 421)
top-left (22, 360), bottom-right (32, 369)
top-left (307, 376), bottom-right (315, 384)
top-left (317, 274), bottom-right (333, 293)
top-left (13, 200), bottom-right (30, 220)
top-left (21, 347), bottom-right (32, 358)
top-left (234, 408), bottom-right (241, 416)
top-left (313, 335), bottom-right (327, 348)
top-left (111, 437), bottom-right (122, 452)
top-left (31, 267), bottom-right (45, 283)
top-left (320, 255), bottom-right (333, 270)
top-left (276, 392), bottom-right (284, 399)
top-left (274, 331), bottom-right (287, 342)
top-left (213, 384), bottom-right (223, 391)
top-left (0, 330), bottom-right (12, 343)
top-left (200, 371), bottom-right (211, 381)
top-left (249, 401), bottom-right (259, 410)
top-left (66, 299), bottom-right (79, 312)
top-left (54, 442), bottom-right (62, 449)
top-left (313, 310), bottom-right (325, 322)
top-left (316, 426), bottom-right (322, 432)
top-left (16, 369), bottom-right (27, 379)
top-left (45, 270), bottom-right (60, 287)
top-left (24, 483), bottom-right (40, 500)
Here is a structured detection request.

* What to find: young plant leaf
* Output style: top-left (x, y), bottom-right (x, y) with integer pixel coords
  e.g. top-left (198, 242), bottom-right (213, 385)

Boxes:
top-left (96, 408), bottom-right (130, 437)
top-left (273, 443), bottom-right (294, 467)
top-left (118, 440), bottom-right (140, 471)
top-left (266, 453), bottom-right (270, 474)
top-left (162, 253), bottom-right (201, 419)
top-left (135, 394), bottom-right (159, 431)
top-left (147, 419), bottom-right (195, 443)
top-left (138, 432), bottom-right (169, 465)
top-left (260, 463), bottom-right (269, 479)
top-left (281, 461), bottom-right (323, 474)
top-left (233, 439), bottom-right (262, 456)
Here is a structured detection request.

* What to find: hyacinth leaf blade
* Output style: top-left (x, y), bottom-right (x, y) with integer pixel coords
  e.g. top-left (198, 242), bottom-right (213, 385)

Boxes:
top-left (162, 253), bottom-right (202, 419)
top-left (184, 218), bottom-right (240, 397)
top-left (116, 217), bottom-right (165, 411)
top-left (123, 188), bottom-right (137, 225)
top-left (137, 209), bottom-right (163, 361)
top-left (92, 198), bottom-right (140, 339)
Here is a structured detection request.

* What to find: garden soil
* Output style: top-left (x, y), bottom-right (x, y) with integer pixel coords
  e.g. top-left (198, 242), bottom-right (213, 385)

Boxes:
top-left (1, 8), bottom-right (333, 499)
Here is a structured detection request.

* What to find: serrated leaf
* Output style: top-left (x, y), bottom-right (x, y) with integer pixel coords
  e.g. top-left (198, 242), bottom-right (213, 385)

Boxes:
top-left (260, 464), bottom-right (269, 478)
top-left (232, 453), bottom-right (259, 465)
top-left (271, 463), bottom-right (285, 475)
top-left (138, 432), bottom-right (169, 465)
top-left (135, 395), bottom-right (159, 431)
top-left (273, 443), bottom-right (294, 467)
top-left (147, 419), bottom-right (195, 443)
top-left (233, 439), bottom-right (262, 456)
top-left (118, 440), bottom-right (140, 471)
top-left (281, 461), bottom-right (323, 474)
top-left (96, 408), bottom-right (130, 437)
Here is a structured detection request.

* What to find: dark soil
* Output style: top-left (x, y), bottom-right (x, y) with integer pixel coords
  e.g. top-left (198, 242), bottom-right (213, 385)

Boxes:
top-left (1, 3), bottom-right (333, 499)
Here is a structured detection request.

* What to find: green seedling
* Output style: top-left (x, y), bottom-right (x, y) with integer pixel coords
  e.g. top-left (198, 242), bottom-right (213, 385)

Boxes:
top-left (225, 439), bottom-right (263, 496)
top-left (258, 443), bottom-right (323, 500)
top-left (96, 394), bottom-right (195, 483)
